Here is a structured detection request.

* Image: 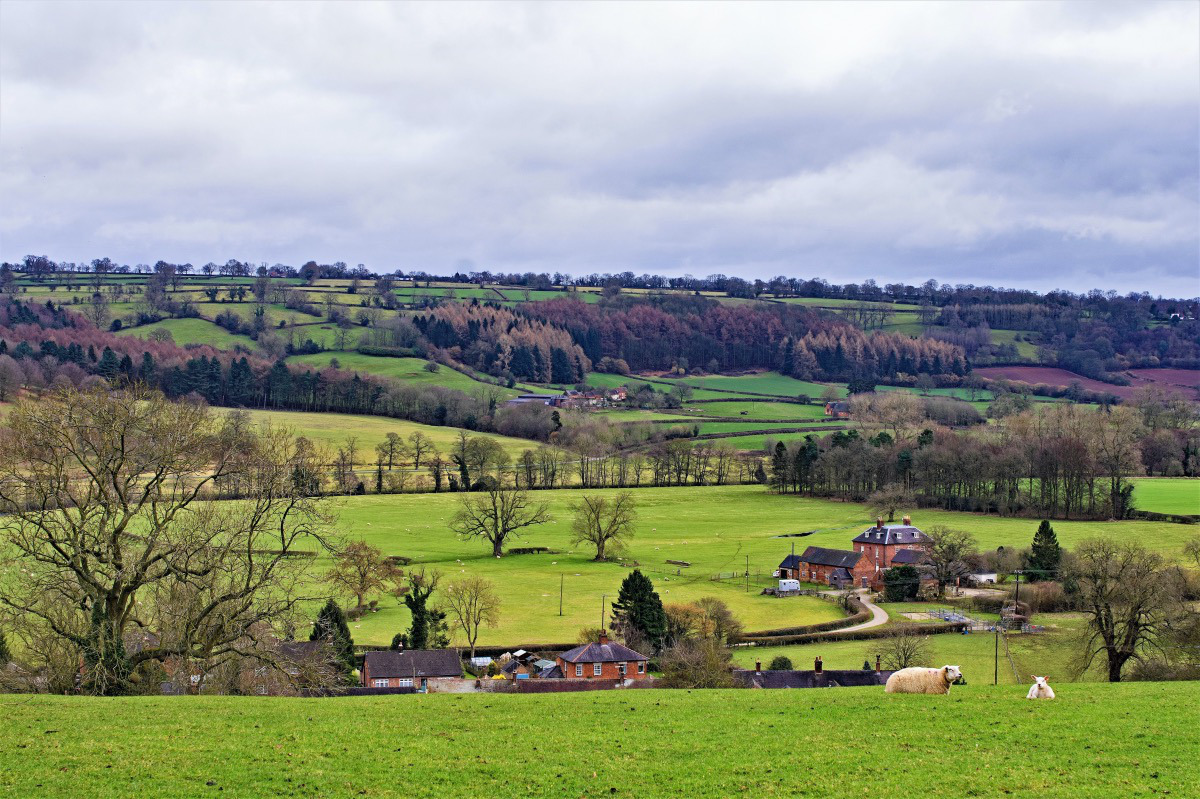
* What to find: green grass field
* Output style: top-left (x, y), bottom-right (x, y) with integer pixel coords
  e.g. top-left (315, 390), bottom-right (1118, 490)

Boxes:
top-left (1130, 478), bottom-right (1200, 515)
top-left (238, 408), bottom-right (539, 461)
top-left (3, 685), bottom-right (1196, 798)
top-left (321, 485), bottom-right (1197, 647)
top-left (116, 318), bottom-right (255, 350)
top-left (733, 613), bottom-right (1099, 685)
top-left (286, 353), bottom-right (520, 397)
top-left (681, 400), bottom-right (829, 420)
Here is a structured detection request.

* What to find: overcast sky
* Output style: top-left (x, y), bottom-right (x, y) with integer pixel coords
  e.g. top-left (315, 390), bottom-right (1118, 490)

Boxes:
top-left (1, 1), bottom-right (1197, 296)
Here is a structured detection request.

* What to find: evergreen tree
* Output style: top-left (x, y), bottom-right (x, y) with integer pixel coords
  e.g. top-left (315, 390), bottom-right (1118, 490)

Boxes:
top-left (1026, 520), bottom-right (1062, 582)
top-left (310, 599), bottom-right (355, 678)
top-left (610, 569), bottom-right (667, 653)
top-left (883, 565), bottom-right (920, 601)
top-left (97, 347), bottom-right (120, 380)
top-left (403, 570), bottom-right (439, 650)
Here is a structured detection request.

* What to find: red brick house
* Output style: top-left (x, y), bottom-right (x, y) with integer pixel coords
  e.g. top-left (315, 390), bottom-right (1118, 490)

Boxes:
top-left (780, 546), bottom-right (874, 588)
top-left (852, 516), bottom-right (931, 585)
top-left (555, 632), bottom-right (649, 680)
top-left (361, 649), bottom-right (462, 690)
top-left (824, 401), bottom-right (851, 419)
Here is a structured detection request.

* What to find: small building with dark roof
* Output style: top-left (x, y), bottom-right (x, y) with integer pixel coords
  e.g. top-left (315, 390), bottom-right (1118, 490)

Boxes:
top-left (362, 649), bottom-right (462, 690)
top-left (735, 657), bottom-right (892, 689)
top-left (780, 546), bottom-right (873, 587)
top-left (824, 401), bottom-right (851, 419)
top-left (555, 632), bottom-right (649, 680)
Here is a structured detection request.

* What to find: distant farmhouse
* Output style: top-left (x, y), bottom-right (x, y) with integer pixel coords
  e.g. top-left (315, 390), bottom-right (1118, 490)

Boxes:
top-left (361, 649), bottom-right (463, 691)
top-left (503, 388), bottom-right (626, 409)
top-left (778, 516), bottom-right (931, 590)
top-left (824, 400), bottom-right (851, 419)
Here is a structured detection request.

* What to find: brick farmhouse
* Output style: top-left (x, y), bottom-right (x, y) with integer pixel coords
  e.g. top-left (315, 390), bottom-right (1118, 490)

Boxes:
top-left (362, 649), bottom-right (462, 691)
top-left (555, 632), bottom-right (649, 681)
top-left (778, 516), bottom-right (931, 590)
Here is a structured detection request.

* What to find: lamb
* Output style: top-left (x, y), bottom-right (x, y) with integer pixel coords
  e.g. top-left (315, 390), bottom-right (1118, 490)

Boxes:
top-left (1026, 675), bottom-right (1055, 700)
top-left (884, 665), bottom-right (962, 695)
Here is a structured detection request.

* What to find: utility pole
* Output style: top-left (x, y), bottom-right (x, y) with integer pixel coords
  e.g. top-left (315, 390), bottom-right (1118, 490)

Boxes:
top-left (994, 627), bottom-right (999, 686)
top-left (601, 594), bottom-right (607, 632)
top-left (745, 555), bottom-right (750, 592)
top-left (559, 574), bottom-right (564, 616)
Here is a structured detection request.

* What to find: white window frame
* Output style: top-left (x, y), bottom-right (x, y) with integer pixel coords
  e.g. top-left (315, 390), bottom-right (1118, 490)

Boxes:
top-left (593, 662), bottom-right (602, 676)
top-left (618, 662), bottom-right (627, 676)
top-left (373, 679), bottom-right (389, 688)
top-left (575, 663), bottom-right (583, 677)
top-left (397, 678), bottom-right (414, 688)
top-left (637, 662), bottom-right (645, 674)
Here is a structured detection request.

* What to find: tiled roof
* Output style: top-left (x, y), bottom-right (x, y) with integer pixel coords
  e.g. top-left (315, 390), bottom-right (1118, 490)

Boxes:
top-left (558, 641), bottom-right (648, 664)
top-left (852, 525), bottom-right (929, 545)
top-left (890, 549), bottom-right (928, 564)
top-left (364, 649), bottom-right (462, 679)
top-left (798, 546), bottom-right (862, 569)
top-left (778, 553), bottom-right (804, 570)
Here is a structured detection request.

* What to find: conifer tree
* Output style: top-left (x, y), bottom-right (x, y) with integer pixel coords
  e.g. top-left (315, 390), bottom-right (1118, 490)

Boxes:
top-left (1027, 520), bottom-right (1062, 582)
top-left (610, 569), bottom-right (667, 653)
top-left (310, 599), bottom-right (355, 677)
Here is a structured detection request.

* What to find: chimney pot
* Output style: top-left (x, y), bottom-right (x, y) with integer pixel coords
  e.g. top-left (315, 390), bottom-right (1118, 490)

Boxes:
top-left (875, 655), bottom-right (881, 673)
top-left (876, 517), bottom-right (884, 530)
top-left (755, 661), bottom-right (762, 673)
top-left (902, 515), bottom-right (912, 526)
top-left (814, 656), bottom-right (823, 674)
top-left (598, 630), bottom-right (608, 645)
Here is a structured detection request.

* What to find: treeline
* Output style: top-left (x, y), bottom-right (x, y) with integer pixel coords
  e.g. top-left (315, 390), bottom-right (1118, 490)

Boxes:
top-left (522, 296), bottom-right (966, 380)
top-left (767, 402), bottom-right (1198, 521)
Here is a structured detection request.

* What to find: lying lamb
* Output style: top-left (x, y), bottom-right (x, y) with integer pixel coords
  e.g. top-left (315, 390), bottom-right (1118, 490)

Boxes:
top-left (1026, 675), bottom-right (1055, 700)
top-left (885, 665), bottom-right (962, 695)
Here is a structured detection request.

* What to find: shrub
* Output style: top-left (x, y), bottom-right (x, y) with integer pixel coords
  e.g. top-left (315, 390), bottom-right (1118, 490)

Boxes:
top-left (767, 655), bottom-right (793, 670)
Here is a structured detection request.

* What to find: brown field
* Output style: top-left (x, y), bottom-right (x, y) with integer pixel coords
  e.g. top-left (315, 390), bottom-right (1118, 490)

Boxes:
top-left (1125, 368), bottom-right (1200, 399)
top-left (973, 366), bottom-right (1138, 397)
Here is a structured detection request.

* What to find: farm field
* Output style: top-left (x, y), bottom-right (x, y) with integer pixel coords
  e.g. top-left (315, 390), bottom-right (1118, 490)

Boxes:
top-left (990, 328), bottom-right (1040, 360)
top-left (286, 353), bottom-right (520, 397)
top-left (238, 408), bottom-right (540, 460)
top-left (681, 400), bottom-right (829, 420)
top-left (3, 684), bottom-right (1196, 798)
top-left (324, 485), bottom-right (1197, 647)
top-left (1130, 478), bottom-right (1200, 515)
top-left (116, 317), bottom-right (255, 350)
top-left (732, 613), bottom-right (1100, 685)
top-left (972, 366), bottom-right (1137, 398)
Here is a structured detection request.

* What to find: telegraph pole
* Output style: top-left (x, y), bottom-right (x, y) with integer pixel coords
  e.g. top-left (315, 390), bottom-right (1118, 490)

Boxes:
top-left (601, 594), bottom-right (607, 631)
top-left (994, 627), bottom-right (999, 686)
top-left (559, 574), bottom-right (564, 616)
top-left (745, 554), bottom-right (750, 592)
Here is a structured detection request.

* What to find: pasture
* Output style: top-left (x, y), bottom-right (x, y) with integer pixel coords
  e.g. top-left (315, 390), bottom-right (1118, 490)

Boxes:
top-left (321, 485), bottom-right (1197, 647)
top-left (3, 684), bottom-right (1196, 798)
top-left (285, 353), bottom-right (521, 397)
top-left (1130, 478), bottom-right (1200, 515)
top-left (115, 317), bottom-right (254, 350)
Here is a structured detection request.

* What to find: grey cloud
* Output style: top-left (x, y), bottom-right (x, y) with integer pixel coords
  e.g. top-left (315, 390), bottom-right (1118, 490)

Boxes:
top-left (0, 0), bottom-right (1196, 295)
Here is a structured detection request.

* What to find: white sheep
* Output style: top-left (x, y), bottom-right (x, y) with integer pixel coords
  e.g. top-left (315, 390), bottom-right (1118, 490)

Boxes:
top-left (1026, 675), bottom-right (1055, 700)
top-left (885, 665), bottom-right (962, 695)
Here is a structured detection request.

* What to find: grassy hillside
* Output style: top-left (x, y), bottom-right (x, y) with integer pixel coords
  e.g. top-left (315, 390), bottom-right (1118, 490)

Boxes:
top-left (286, 353), bottom-right (520, 397)
top-left (3, 685), bottom-right (1196, 798)
top-left (322, 486), bottom-right (1196, 646)
top-left (116, 317), bottom-right (254, 350)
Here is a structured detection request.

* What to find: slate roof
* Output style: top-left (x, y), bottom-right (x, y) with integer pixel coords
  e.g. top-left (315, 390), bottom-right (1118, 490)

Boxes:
top-left (797, 546), bottom-right (862, 569)
top-left (558, 641), bottom-right (648, 664)
top-left (852, 525), bottom-right (930, 546)
top-left (364, 649), bottom-right (462, 679)
top-left (778, 553), bottom-right (804, 570)
top-left (826, 401), bottom-right (851, 413)
top-left (890, 548), bottom-right (928, 564)
top-left (733, 669), bottom-right (892, 689)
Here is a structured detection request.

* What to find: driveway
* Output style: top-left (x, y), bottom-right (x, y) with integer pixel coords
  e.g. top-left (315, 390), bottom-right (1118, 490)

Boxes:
top-left (814, 590), bottom-right (888, 635)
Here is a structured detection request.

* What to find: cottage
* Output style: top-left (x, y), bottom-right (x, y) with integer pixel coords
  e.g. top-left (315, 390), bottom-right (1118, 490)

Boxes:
top-left (361, 649), bottom-right (462, 691)
top-left (555, 631), bottom-right (649, 681)
top-left (824, 401), bottom-right (851, 419)
top-left (782, 546), bottom-right (873, 588)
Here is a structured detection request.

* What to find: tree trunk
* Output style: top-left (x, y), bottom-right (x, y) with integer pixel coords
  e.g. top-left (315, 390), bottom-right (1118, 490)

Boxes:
top-left (1107, 652), bottom-right (1126, 683)
top-left (493, 539), bottom-right (503, 557)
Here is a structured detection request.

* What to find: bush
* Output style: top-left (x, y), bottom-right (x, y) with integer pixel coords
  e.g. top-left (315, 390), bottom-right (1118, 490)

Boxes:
top-left (767, 655), bottom-right (793, 670)
top-left (1023, 581), bottom-right (1072, 613)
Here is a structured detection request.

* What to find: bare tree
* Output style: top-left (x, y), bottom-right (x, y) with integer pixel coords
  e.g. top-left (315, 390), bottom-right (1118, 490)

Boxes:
top-left (0, 386), bottom-right (333, 695)
top-left (868, 626), bottom-right (932, 671)
top-left (569, 491), bottom-right (638, 561)
top-left (440, 576), bottom-right (501, 658)
top-left (377, 432), bottom-right (406, 470)
top-left (868, 484), bottom-right (916, 523)
top-left (449, 487), bottom-right (550, 557)
top-left (325, 540), bottom-right (403, 611)
top-left (408, 431), bottom-right (432, 469)
top-left (1067, 538), bottom-right (1184, 682)
top-left (925, 526), bottom-right (978, 597)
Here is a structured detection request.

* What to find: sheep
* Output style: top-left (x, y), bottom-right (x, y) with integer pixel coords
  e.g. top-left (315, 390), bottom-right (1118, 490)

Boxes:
top-left (885, 665), bottom-right (963, 695)
top-left (1026, 675), bottom-right (1055, 700)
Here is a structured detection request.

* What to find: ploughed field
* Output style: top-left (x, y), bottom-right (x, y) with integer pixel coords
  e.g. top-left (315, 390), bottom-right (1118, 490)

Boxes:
top-left (323, 486), bottom-right (1196, 647)
top-left (3, 684), bottom-right (1196, 798)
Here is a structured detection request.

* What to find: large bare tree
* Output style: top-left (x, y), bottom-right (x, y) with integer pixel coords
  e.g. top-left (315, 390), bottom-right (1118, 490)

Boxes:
top-left (924, 526), bottom-right (978, 597)
top-left (568, 491), bottom-right (638, 561)
top-left (440, 576), bottom-right (501, 658)
top-left (0, 386), bottom-right (333, 695)
top-left (325, 540), bottom-right (403, 611)
top-left (1067, 538), bottom-right (1183, 682)
top-left (449, 487), bottom-right (550, 557)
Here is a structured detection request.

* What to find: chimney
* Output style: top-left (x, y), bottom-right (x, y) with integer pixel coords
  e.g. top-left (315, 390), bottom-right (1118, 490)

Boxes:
top-left (755, 661), bottom-right (762, 674)
top-left (598, 630), bottom-right (608, 645)
top-left (875, 655), bottom-right (881, 673)
top-left (876, 517), bottom-right (884, 530)
top-left (814, 656), bottom-right (823, 674)
top-left (902, 515), bottom-right (912, 526)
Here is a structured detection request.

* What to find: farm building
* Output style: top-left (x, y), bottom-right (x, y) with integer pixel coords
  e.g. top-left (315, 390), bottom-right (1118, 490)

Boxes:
top-left (852, 516), bottom-right (931, 577)
top-left (824, 401), bottom-right (851, 419)
top-left (779, 546), bottom-right (871, 588)
top-left (361, 649), bottom-right (462, 691)
top-left (555, 632), bottom-right (649, 681)
top-left (776, 516), bottom-right (933, 590)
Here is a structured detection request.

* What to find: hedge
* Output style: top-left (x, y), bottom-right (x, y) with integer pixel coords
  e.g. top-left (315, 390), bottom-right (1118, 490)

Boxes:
top-left (742, 621), bottom-right (968, 647)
